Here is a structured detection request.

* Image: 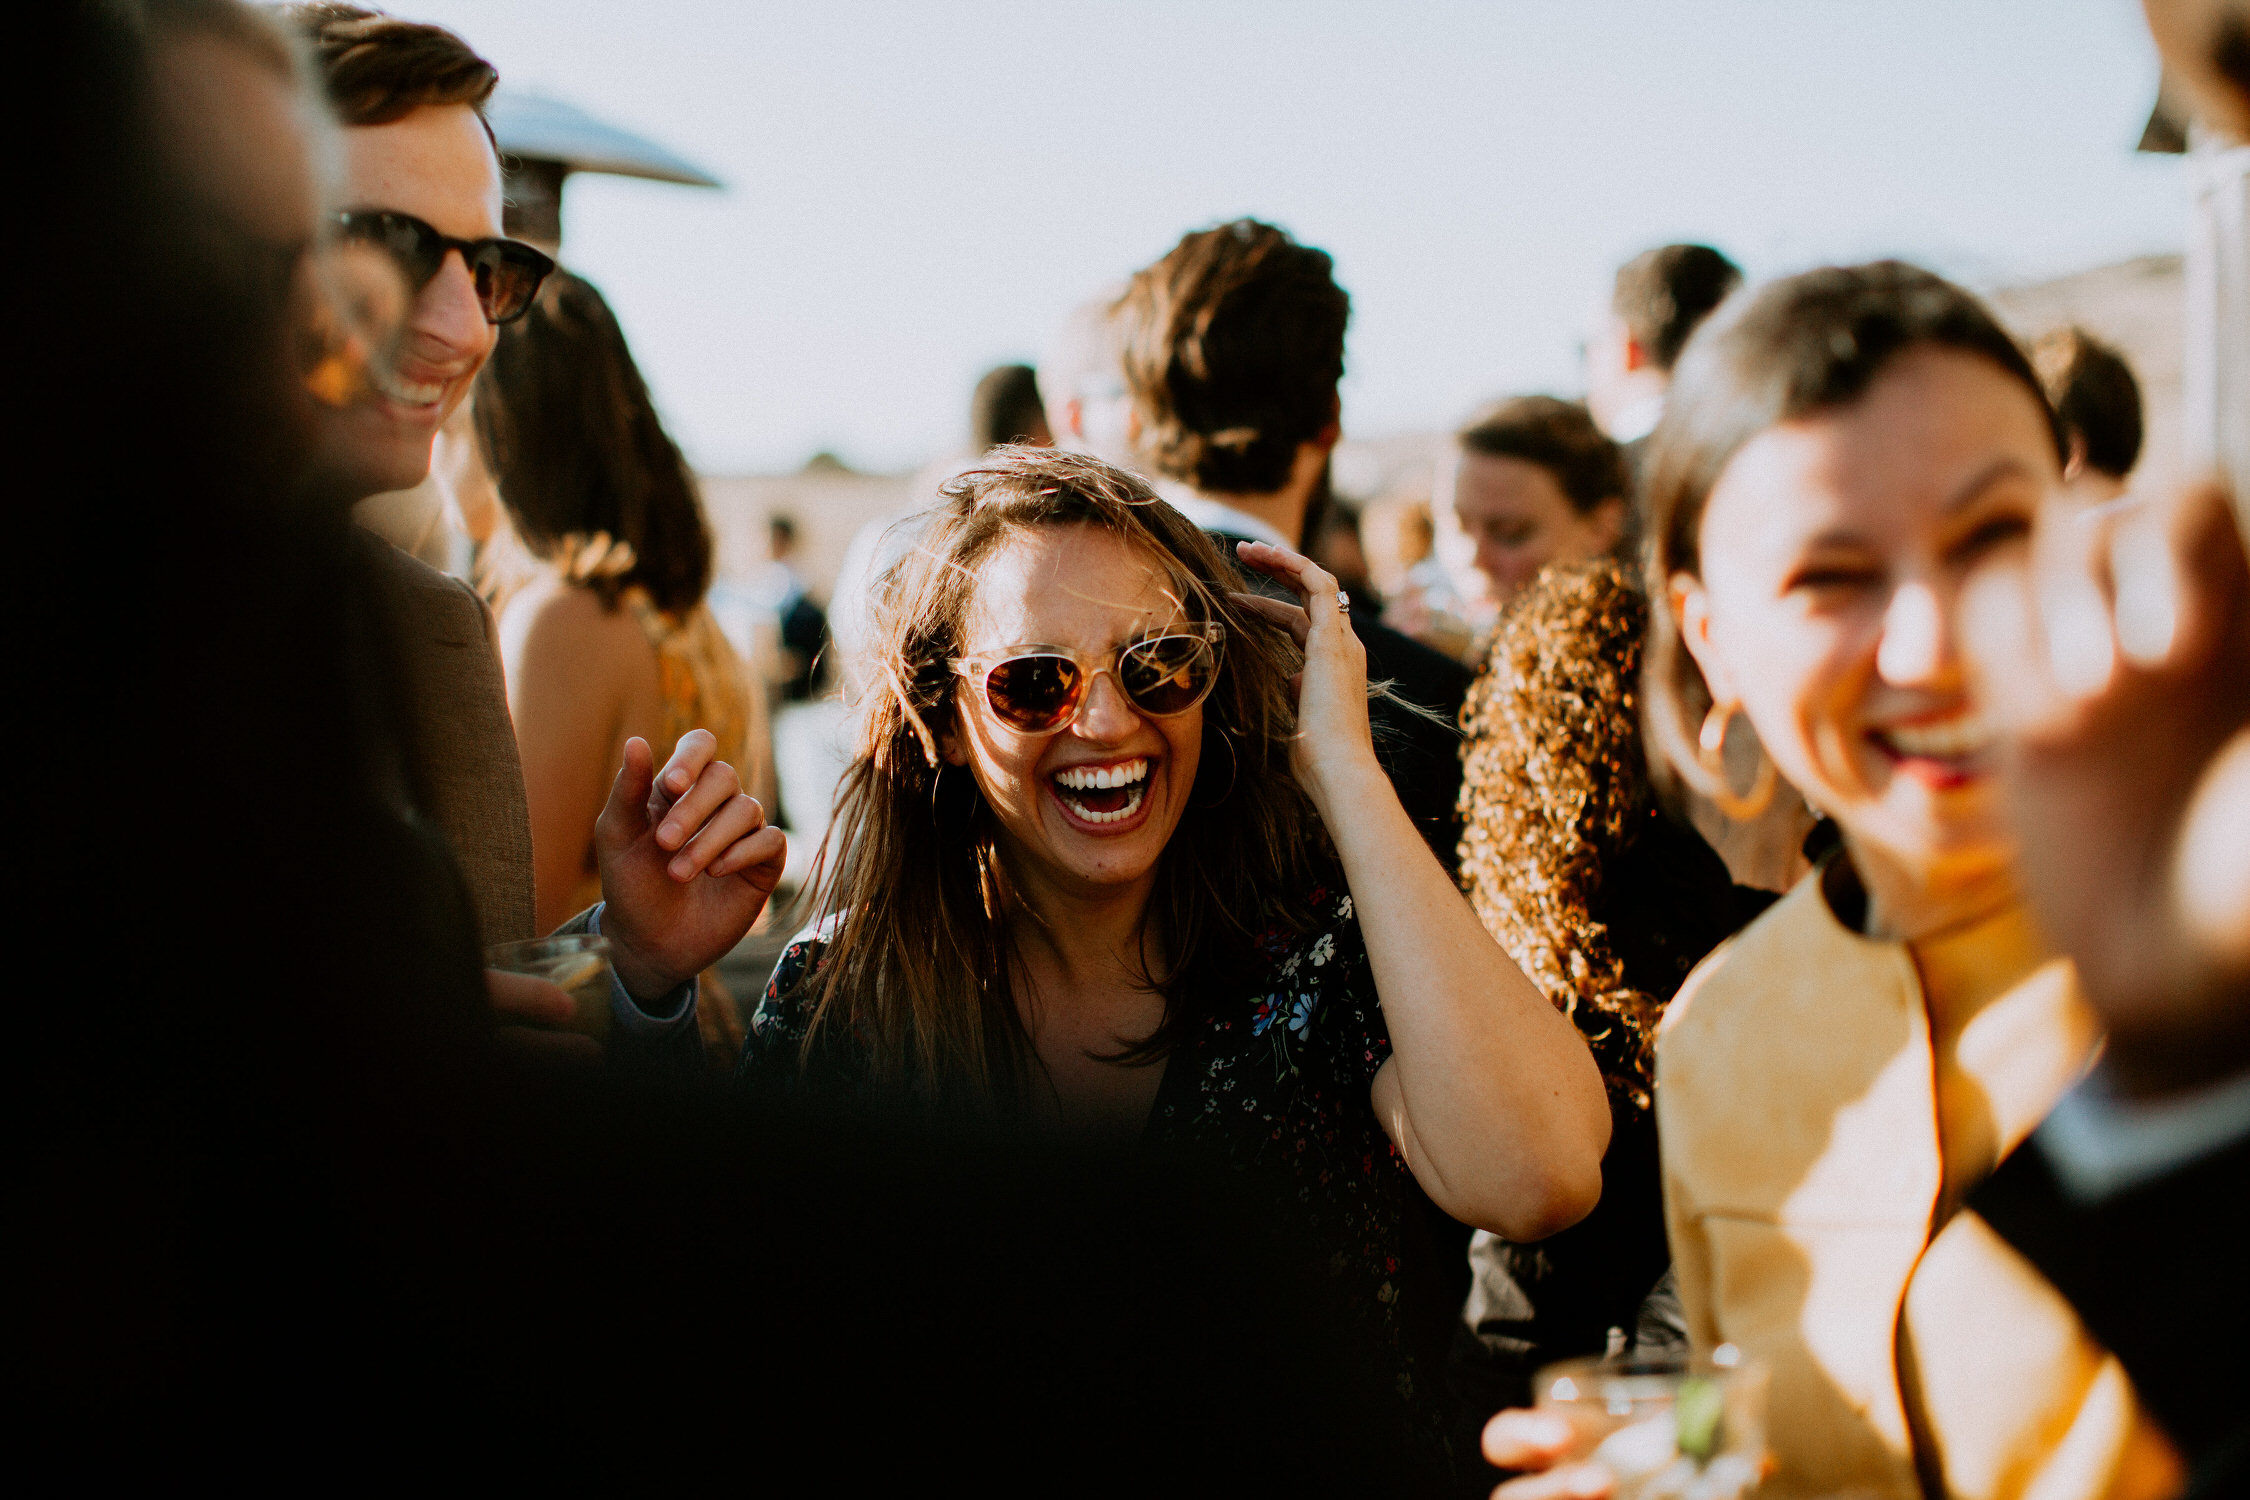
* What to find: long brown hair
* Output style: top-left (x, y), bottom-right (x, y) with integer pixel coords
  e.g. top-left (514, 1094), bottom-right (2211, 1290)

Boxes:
top-left (474, 271), bottom-right (715, 614)
top-left (1640, 260), bottom-right (2062, 809)
top-left (793, 448), bottom-right (1324, 1112)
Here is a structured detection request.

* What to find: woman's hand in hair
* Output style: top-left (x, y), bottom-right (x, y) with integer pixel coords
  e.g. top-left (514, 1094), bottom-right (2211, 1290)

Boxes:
top-left (1230, 539), bottom-right (1380, 819)
top-left (596, 731), bottom-right (789, 1003)
top-left (1235, 543), bottom-right (1609, 1240)
top-left (1965, 480), bottom-right (2250, 1097)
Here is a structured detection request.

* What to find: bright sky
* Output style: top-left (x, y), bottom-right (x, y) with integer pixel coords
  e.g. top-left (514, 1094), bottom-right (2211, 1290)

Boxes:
top-left (404, 0), bottom-right (2182, 475)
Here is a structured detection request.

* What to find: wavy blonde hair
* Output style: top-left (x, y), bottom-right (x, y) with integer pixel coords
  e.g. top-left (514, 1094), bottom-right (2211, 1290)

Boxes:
top-left (790, 448), bottom-right (1325, 1112)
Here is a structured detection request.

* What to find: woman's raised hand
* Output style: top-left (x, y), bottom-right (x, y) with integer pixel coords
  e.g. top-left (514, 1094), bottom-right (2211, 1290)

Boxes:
top-left (1231, 539), bottom-right (1381, 814)
top-left (595, 731), bottom-right (788, 1002)
top-left (1234, 538), bottom-right (1611, 1238)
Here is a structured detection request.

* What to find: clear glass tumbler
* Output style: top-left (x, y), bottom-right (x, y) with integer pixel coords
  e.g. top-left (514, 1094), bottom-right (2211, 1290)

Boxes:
top-left (485, 933), bottom-right (615, 1044)
top-left (1531, 1346), bottom-right (1768, 1500)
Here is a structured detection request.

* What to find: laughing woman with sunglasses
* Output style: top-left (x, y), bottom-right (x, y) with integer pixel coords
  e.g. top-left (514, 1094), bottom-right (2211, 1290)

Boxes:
top-left (740, 447), bottom-right (1609, 1447)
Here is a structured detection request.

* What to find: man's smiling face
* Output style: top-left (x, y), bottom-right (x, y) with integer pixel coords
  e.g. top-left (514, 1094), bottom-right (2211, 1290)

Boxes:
top-left (312, 102), bottom-right (503, 500)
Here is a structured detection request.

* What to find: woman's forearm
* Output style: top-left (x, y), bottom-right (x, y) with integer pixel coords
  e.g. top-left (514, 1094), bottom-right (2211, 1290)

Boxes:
top-left (1313, 757), bottom-right (1610, 1239)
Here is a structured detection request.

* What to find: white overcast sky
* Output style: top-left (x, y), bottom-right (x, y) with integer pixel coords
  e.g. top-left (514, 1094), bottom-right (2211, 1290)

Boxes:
top-left (399, 0), bottom-right (2182, 474)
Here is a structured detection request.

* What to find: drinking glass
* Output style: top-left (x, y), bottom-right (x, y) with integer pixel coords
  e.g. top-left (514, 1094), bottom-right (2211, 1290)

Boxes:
top-left (486, 934), bottom-right (615, 1044)
top-left (1531, 1346), bottom-right (1767, 1500)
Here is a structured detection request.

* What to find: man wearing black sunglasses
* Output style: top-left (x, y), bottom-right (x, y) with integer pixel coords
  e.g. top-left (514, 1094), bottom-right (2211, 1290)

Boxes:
top-left (287, 5), bottom-right (766, 1070)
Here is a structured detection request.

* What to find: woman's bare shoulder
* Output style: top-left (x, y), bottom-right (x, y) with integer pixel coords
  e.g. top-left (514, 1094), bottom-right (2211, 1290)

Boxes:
top-left (502, 577), bottom-right (652, 680)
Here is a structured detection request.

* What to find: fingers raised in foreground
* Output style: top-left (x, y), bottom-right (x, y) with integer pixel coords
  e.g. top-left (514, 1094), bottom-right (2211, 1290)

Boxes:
top-left (654, 753), bottom-right (741, 854)
top-left (655, 726), bottom-right (719, 801)
top-left (666, 792), bottom-right (769, 881)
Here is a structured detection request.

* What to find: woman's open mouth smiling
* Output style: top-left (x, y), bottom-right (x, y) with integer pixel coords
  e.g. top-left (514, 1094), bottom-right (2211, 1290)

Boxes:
top-left (1866, 710), bottom-right (1994, 789)
top-left (1050, 755), bottom-right (1152, 828)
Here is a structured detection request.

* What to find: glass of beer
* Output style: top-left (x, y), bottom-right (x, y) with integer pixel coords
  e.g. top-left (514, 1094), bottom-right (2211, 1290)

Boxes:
top-left (485, 934), bottom-right (615, 1044)
top-left (1531, 1346), bottom-right (1767, 1500)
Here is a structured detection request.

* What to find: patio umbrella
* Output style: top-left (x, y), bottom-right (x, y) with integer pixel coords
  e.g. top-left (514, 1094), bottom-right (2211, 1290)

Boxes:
top-left (487, 90), bottom-right (721, 247)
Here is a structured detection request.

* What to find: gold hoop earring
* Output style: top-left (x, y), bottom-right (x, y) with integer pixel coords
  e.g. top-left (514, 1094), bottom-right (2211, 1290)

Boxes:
top-left (1696, 700), bottom-right (1777, 821)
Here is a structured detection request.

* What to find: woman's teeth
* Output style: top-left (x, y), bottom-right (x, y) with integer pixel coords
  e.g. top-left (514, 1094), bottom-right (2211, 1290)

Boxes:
top-left (1880, 714), bottom-right (1993, 760)
top-left (1052, 757), bottom-right (1150, 824)
top-left (1055, 757), bottom-right (1148, 791)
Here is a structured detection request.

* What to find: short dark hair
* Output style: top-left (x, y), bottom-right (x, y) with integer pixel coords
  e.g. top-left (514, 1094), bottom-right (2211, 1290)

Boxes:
top-left (1456, 397), bottom-right (1628, 515)
top-left (281, 3), bottom-right (496, 140)
top-left (474, 271), bottom-right (714, 615)
top-left (1640, 261), bottom-right (2061, 802)
top-left (969, 364), bottom-right (1046, 451)
top-left (1116, 219), bottom-right (1348, 495)
top-left (1613, 244), bottom-right (1743, 372)
top-left (2032, 326), bottom-right (2144, 480)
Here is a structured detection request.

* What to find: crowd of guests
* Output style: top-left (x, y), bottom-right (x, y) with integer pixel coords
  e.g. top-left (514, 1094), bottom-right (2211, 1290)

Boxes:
top-left (22, 0), bottom-right (2250, 1495)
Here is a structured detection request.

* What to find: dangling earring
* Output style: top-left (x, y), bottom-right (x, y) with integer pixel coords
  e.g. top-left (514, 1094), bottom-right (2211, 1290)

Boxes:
top-left (1697, 700), bottom-right (1776, 821)
top-left (1193, 727), bottom-right (1240, 808)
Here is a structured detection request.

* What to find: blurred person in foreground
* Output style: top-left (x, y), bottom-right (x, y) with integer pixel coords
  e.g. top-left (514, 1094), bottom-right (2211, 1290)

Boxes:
top-left (1483, 264), bottom-right (2180, 1499)
top-left (1959, 2), bottom-right (2250, 1492)
top-left (1966, 482), bottom-right (2249, 1500)
top-left (1113, 218), bottom-right (1474, 867)
top-left (475, 269), bottom-right (778, 1066)
top-left (1448, 559), bottom-right (1774, 1442)
top-left (285, 3), bottom-right (764, 1046)
top-left (739, 447), bottom-right (1612, 1465)
top-left (22, 0), bottom-right (785, 1437)
top-left (2032, 325), bottom-right (2146, 508)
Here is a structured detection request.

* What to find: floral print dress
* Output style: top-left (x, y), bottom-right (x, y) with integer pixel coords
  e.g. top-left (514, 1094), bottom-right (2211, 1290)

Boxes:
top-left (740, 882), bottom-right (1454, 1455)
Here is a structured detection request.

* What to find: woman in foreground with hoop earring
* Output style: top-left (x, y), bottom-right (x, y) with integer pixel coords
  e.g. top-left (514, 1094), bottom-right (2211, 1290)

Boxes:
top-left (739, 446), bottom-right (1610, 1452)
top-left (1482, 263), bottom-right (2181, 1498)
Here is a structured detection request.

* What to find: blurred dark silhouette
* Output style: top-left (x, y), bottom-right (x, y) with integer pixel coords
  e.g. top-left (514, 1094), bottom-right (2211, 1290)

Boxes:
top-left (971, 360), bottom-right (1053, 449)
top-left (765, 512), bottom-right (830, 701)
